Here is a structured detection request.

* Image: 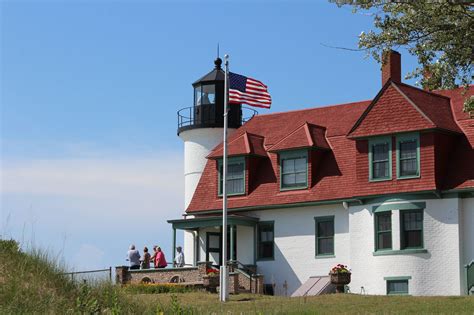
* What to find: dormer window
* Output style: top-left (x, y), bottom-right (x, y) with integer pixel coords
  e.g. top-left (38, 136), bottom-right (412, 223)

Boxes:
top-left (218, 157), bottom-right (246, 196)
top-left (396, 133), bottom-right (420, 179)
top-left (280, 150), bottom-right (308, 190)
top-left (369, 136), bottom-right (392, 181)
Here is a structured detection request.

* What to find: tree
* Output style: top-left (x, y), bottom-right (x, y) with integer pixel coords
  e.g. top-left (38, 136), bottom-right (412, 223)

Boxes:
top-left (331, 0), bottom-right (473, 113)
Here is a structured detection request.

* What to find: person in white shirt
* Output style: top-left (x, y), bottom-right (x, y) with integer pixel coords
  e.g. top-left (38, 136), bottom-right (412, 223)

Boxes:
top-left (174, 246), bottom-right (185, 268)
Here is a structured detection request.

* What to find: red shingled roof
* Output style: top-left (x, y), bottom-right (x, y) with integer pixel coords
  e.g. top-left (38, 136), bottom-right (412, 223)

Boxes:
top-left (268, 122), bottom-right (329, 152)
top-left (349, 81), bottom-right (462, 138)
top-left (186, 85), bottom-right (473, 213)
top-left (207, 132), bottom-right (267, 159)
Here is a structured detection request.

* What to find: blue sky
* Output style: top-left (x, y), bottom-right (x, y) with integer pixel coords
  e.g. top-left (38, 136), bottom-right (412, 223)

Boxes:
top-left (1, 1), bottom-right (419, 271)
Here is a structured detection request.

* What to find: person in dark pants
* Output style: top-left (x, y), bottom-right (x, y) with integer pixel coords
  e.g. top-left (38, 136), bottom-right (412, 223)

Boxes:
top-left (126, 244), bottom-right (140, 270)
top-left (141, 246), bottom-right (151, 269)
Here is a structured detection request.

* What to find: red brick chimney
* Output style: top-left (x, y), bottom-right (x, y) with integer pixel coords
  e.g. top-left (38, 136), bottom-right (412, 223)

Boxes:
top-left (381, 50), bottom-right (401, 86)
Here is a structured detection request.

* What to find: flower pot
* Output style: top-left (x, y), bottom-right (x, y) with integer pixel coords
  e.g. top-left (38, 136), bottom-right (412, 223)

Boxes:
top-left (330, 272), bottom-right (351, 293)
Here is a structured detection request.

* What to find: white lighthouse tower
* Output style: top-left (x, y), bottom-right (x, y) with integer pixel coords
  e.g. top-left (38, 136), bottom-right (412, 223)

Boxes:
top-left (177, 58), bottom-right (243, 264)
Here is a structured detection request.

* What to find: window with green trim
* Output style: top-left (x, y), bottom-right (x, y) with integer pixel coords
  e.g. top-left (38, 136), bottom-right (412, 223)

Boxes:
top-left (218, 157), bottom-right (245, 196)
top-left (375, 212), bottom-right (392, 251)
top-left (396, 133), bottom-right (420, 178)
top-left (369, 137), bottom-right (392, 181)
top-left (257, 222), bottom-right (274, 260)
top-left (400, 209), bottom-right (423, 249)
top-left (387, 280), bottom-right (409, 295)
top-left (315, 216), bottom-right (334, 256)
top-left (280, 150), bottom-right (308, 190)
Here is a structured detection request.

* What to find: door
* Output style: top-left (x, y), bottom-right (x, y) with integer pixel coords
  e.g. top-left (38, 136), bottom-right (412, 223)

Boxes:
top-left (206, 232), bottom-right (221, 266)
top-left (206, 228), bottom-right (238, 267)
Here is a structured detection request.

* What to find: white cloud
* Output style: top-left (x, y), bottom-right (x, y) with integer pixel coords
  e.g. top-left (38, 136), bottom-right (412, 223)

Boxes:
top-left (0, 153), bottom-right (185, 270)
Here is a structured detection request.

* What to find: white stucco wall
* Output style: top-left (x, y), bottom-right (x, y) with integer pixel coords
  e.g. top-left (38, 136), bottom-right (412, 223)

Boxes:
top-left (349, 198), bottom-right (463, 296)
top-left (236, 225), bottom-right (254, 265)
top-left (461, 198), bottom-right (474, 266)
top-left (460, 197), bottom-right (474, 294)
top-left (183, 230), bottom-right (195, 266)
top-left (186, 196), bottom-right (469, 296)
top-left (249, 204), bottom-right (350, 296)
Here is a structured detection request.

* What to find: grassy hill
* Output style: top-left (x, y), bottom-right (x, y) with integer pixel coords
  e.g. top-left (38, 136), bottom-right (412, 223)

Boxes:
top-left (0, 239), bottom-right (140, 314)
top-left (1, 238), bottom-right (473, 314)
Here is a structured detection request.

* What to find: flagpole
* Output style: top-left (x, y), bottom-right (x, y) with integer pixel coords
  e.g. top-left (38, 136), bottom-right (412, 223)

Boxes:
top-left (220, 54), bottom-right (229, 302)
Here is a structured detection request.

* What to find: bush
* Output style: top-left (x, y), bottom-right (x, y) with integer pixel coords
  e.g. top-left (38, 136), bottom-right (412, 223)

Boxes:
top-left (122, 283), bottom-right (196, 294)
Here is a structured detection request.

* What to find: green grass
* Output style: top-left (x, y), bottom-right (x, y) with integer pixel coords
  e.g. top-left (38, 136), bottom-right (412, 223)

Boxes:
top-left (134, 292), bottom-right (474, 314)
top-left (0, 239), bottom-right (145, 314)
top-left (1, 238), bottom-right (473, 314)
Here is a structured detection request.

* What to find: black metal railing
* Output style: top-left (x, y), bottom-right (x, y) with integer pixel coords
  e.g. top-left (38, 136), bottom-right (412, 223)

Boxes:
top-left (177, 105), bottom-right (257, 134)
top-left (466, 260), bottom-right (474, 295)
top-left (60, 267), bottom-right (112, 283)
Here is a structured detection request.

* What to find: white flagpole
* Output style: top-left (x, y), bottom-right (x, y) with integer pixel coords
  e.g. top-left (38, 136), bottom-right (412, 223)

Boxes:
top-left (220, 54), bottom-right (229, 302)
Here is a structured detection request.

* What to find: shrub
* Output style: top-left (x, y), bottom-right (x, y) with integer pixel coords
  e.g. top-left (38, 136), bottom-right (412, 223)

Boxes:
top-left (122, 283), bottom-right (196, 294)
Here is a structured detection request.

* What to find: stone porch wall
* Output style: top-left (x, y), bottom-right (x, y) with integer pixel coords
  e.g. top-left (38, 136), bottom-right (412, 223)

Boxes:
top-left (116, 262), bottom-right (209, 285)
top-left (115, 262), bottom-right (264, 294)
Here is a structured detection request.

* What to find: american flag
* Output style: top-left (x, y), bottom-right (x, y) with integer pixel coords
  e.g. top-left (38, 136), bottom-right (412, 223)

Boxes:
top-left (228, 72), bottom-right (271, 108)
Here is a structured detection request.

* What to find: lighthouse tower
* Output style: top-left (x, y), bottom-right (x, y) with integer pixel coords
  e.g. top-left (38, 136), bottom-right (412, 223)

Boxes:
top-left (177, 58), bottom-right (243, 264)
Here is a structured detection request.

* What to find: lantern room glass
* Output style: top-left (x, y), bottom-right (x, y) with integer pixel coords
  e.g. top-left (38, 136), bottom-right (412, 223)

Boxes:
top-left (194, 84), bottom-right (216, 106)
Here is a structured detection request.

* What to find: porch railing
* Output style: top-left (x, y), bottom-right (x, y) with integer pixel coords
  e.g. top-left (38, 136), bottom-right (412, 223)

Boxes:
top-left (466, 260), bottom-right (474, 295)
top-left (60, 267), bottom-right (112, 283)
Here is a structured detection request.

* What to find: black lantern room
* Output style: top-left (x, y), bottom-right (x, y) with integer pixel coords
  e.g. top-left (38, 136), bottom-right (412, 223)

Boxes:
top-left (177, 58), bottom-right (243, 134)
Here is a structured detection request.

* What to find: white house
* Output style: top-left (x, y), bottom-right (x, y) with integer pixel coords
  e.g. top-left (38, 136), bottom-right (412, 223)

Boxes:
top-left (169, 51), bottom-right (474, 296)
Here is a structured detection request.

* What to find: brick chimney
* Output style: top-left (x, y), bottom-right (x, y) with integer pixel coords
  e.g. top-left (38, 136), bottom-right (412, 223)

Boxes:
top-left (381, 50), bottom-right (401, 86)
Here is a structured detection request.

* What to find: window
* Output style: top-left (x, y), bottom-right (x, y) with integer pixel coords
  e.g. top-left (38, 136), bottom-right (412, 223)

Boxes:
top-left (386, 279), bottom-right (409, 295)
top-left (194, 84), bottom-right (216, 106)
top-left (315, 216), bottom-right (335, 256)
top-left (375, 212), bottom-right (392, 251)
top-left (400, 210), bottom-right (423, 249)
top-left (397, 133), bottom-right (420, 178)
top-left (280, 150), bottom-right (308, 190)
top-left (218, 157), bottom-right (245, 196)
top-left (257, 222), bottom-right (274, 260)
top-left (369, 137), bottom-right (392, 181)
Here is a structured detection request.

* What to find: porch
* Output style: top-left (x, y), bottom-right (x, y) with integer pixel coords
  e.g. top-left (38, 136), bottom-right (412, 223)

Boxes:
top-left (168, 214), bottom-right (260, 268)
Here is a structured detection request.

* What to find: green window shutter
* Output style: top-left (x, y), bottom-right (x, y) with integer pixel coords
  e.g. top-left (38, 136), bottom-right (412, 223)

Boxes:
top-left (218, 157), bottom-right (246, 196)
top-left (396, 133), bottom-right (420, 179)
top-left (368, 136), bottom-right (392, 182)
top-left (314, 216), bottom-right (335, 257)
top-left (257, 221), bottom-right (274, 260)
top-left (400, 209), bottom-right (424, 249)
top-left (375, 211), bottom-right (392, 251)
top-left (279, 149), bottom-right (308, 191)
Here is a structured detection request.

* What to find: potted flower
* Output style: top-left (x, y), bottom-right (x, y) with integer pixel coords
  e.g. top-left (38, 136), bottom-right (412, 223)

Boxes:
top-left (329, 264), bottom-right (351, 293)
top-left (202, 268), bottom-right (219, 291)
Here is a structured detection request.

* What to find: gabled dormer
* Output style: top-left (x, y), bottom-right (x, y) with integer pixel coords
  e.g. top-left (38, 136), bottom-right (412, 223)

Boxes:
top-left (207, 132), bottom-right (266, 197)
top-left (349, 50), bottom-right (462, 193)
top-left (268, 122), bottom-right (330, 191)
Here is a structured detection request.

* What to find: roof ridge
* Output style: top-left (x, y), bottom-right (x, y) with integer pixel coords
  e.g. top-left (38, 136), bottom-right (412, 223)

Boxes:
top-left (255, 100), bottom-right (371, 118)
top-left (303, 122), bottom-right (314, 147)
top-left (243, 131), bottom-right (251, 154)
top-left (395, 81), bottom-right (452, 101)
top-left (267, 121), bottom-right (313, 151)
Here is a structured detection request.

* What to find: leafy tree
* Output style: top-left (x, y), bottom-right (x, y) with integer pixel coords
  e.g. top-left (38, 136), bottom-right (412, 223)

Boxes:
top-left (331, 0), bottom-right (473, 113)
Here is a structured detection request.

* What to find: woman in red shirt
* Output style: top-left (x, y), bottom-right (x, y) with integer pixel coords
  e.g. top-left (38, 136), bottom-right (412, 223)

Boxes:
top-left (155, 247), bottom-right (167, 268)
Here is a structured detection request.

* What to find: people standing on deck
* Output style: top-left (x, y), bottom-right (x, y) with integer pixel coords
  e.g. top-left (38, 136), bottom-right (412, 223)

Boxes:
top-left (174, 246), bottom-right (185, 267)
top-left (141, 246), bottom-right (151, 269)
top-left (150, 246), bottom-right (158, 268)
top-left (156, 247), bottom-right (167, 268)
top-left (126, 244), bottom-right (140, 270)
